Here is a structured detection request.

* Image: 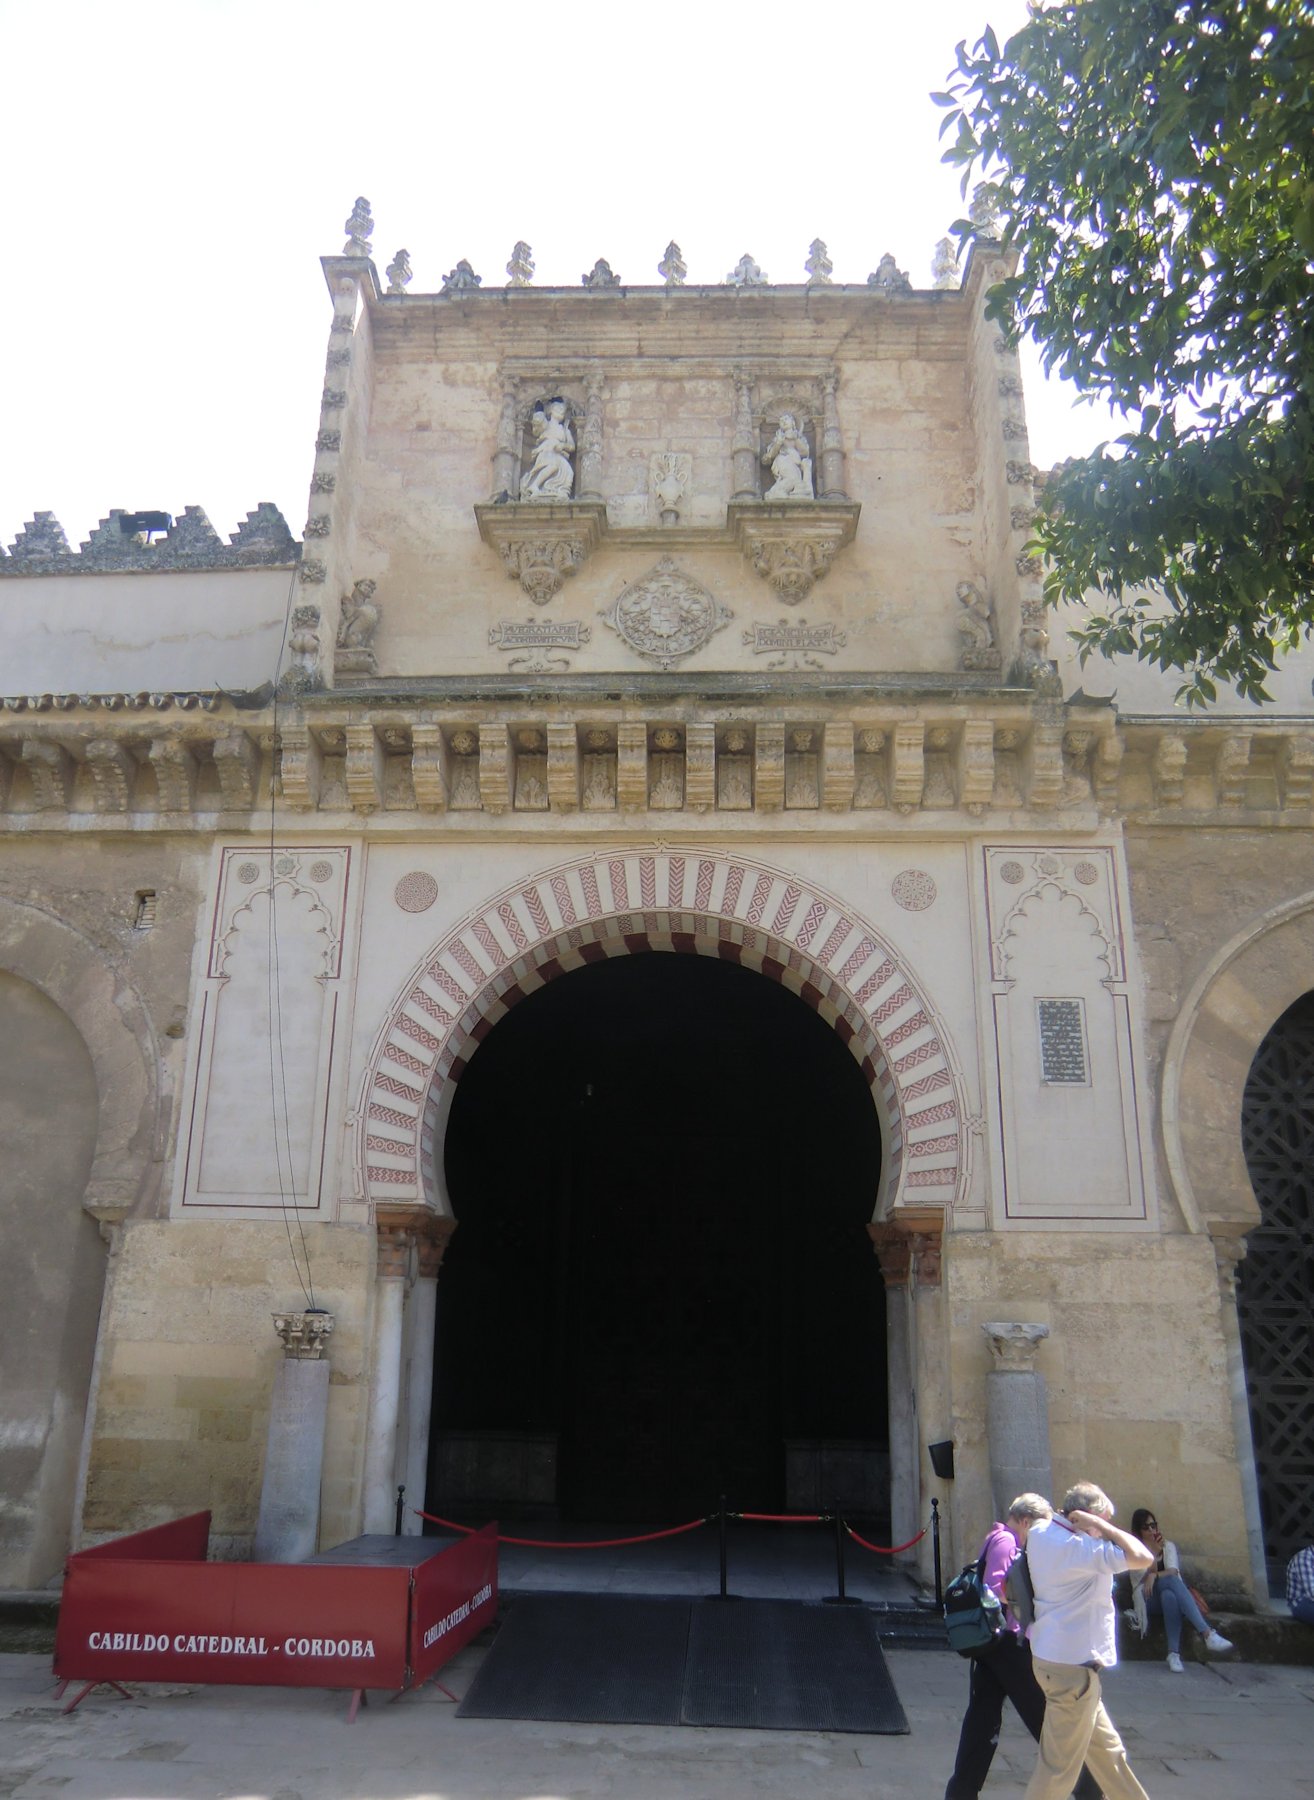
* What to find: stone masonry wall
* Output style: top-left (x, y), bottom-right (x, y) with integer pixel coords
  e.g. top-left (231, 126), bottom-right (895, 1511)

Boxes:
top-left (83, 1220), bottom-right (374, 1558)
top-left (944, 1229), bottom-right (1252, 1602)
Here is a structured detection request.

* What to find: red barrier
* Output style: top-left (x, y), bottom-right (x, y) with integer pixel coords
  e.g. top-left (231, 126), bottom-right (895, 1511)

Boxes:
top-left (414, 1508), bottom-right (710, 1549)
top-left (54, 1512), bottom-right (499, 1717)
top-left (844, 1522), bottom-right (929, 1555)
top-left (409, 1523), bottom-right (497, 1689)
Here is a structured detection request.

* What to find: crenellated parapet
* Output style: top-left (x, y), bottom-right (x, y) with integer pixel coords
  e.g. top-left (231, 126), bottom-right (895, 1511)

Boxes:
top-left (0, 504), bottom-right (299, 575)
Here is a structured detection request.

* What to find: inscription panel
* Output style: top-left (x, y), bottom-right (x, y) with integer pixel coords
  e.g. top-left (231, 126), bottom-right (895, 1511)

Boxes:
top-left (1037, 997), bottom-right (1089, 1085)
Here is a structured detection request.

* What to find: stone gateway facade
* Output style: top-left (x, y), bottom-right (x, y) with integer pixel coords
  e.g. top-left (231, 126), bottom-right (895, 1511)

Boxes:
top-left (3, 211), bottom-right (1311, 1603)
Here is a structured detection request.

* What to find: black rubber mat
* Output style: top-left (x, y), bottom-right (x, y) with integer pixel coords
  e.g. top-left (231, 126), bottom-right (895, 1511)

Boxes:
top-left (457, 1594), bottom-right (908, 1732)
top-left (683, 1598), bottom-right (909, 1732)
top-left (458, 1594), bottom-right (691, 1724)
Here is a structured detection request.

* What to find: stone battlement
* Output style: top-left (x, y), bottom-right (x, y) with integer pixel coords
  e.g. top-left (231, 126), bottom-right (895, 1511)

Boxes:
top-left (0, 504), bottom-right (298, 574)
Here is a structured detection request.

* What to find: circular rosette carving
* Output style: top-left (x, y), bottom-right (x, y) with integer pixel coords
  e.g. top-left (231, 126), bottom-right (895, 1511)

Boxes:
top-left (600, 558), bottom-right (733, 670)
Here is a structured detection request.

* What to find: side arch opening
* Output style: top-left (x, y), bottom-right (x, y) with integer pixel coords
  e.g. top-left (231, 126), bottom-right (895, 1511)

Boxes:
top-left (1239, 989), bottom-right (1314, 1585)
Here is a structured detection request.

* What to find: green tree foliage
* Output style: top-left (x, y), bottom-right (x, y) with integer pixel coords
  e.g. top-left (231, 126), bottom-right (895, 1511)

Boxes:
top-left (939, 1), bottom-right (1314, 702)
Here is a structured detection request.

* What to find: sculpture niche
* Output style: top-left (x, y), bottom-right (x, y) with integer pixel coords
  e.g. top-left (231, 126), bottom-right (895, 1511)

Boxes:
top-left (519, 397), bottom-right (575, 502)
top-left (762, 412), bottom-right (814, 500)
top-left (476, 390), bottom-right (605, 603)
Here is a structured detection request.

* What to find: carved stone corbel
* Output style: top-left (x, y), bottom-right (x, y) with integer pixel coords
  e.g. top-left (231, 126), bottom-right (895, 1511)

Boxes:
top-left (85, 738), bottom-right (135, 813)
top-left (149, 737), bottom-right (197, 812)
top-left (212, 729), bottom-right (261, 810)
top-left (475, 500), bottom-right (608, 604)
top-left (21, 739), bottom-right (74, 810)
top-left (728, 501), bottom-right (861, 604)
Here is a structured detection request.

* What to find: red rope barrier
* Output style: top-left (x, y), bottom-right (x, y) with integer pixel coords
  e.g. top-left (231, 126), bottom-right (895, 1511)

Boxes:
top-left (844, 1522), bottom-right (928, 1556)
top-left (413, 1508), bottom-right (711, 1549)
top-left (731, 1511), bottom-right (828, 1523)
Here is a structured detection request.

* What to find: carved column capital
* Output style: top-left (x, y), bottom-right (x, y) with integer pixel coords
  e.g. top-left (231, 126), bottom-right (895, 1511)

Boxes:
top-left (1208, 1226), bottom-right (1249, 1301)
top-left (868, 1210), bottom-right (944, 1289)
top-left (272, 1309), bottom-right (335, 1359)
top-left (416, 1215), bottom-right (458, 1279)
top-left (867, 1222), bottom-right (911, 1288)
top-left (376, 1206), bottom-right (456, 1280)
top-left (983, 1321), bottom-right (1049, 1372)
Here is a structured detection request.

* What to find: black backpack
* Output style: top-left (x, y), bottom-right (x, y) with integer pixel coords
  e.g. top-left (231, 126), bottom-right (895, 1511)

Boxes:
top-left (944, 1551), bottom-right (1007, 1656)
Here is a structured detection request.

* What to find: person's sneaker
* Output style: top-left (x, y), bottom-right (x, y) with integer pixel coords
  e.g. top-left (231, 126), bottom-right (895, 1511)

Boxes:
top-left (1166, 1651), bottom-right (1185, 1672)
top-left (1203, 1629), bottom-right (1233, 1653)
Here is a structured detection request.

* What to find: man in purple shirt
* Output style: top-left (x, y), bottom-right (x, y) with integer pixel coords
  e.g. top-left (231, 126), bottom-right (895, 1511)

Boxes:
top-left (945, 1496), bottom-right (1102, 1799)
top-left (1013, 1482), bottom-right (1156, 1800)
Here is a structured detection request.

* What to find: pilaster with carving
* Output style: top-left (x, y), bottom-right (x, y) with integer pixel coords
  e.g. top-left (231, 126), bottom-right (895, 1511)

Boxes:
top-left (819, 371), bottom-right (848, 500)
top-left (577, 371), bottom-right (605, 501)
top-left (492, 379), bottom-right (521, 499)
top-left (731, 370), bottom-right (759, 502)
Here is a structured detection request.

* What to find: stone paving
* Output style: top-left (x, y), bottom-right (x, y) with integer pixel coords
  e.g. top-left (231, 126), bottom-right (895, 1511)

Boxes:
top-left (1, 1644), bottom-right (1311, 1800)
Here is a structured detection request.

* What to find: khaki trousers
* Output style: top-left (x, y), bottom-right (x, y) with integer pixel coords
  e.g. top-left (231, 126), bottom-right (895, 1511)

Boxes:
top-left (1024, 1657), bottom-right (1151, 1800)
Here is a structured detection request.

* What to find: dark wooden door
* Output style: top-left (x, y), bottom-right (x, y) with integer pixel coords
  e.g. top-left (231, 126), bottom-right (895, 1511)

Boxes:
top-left (562, 1129), bottom-right (779, 1519)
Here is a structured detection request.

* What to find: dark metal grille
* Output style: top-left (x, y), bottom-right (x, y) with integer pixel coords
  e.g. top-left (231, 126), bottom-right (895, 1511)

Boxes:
top-left (1238, 991), bottom-right (1314, 1573)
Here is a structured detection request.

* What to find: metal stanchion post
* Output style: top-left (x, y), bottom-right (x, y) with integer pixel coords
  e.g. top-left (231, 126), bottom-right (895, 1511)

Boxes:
top-left (394, 1485), bottom-right (406, 1537)
top-left (719, 1494), bottom-right (729, 1600)
top-left (824, 1505), bottom-right (857, 1604)
top-left (931, 1496), bottom-right (943, 1607)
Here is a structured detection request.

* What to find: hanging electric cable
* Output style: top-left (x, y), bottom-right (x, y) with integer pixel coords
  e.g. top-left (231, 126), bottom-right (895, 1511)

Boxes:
top-left (262, 558), bottom-right (317, 1311)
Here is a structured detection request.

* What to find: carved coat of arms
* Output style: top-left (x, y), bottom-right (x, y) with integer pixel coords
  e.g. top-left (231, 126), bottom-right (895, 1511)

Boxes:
top-left (599, 558), bottom-right (732, 670)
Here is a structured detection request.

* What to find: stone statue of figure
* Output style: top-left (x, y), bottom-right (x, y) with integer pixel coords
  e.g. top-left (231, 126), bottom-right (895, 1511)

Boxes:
top-left (955, 580), bottom-right (997, 650)
top-left (519, 397), bottom-right (575, 501)
top-left (336, 578), bottom-right (379, 648)
top-left (762, 413), bottom-right (814, 500)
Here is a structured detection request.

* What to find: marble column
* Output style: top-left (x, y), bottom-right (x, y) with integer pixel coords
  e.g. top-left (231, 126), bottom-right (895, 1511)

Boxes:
top-left (399, 1218), bottom-right (457, 1535)
top-left (983, 1322), bottom-right (1052, 1516)
top-left (869, 1213), bottom-right (945, 1579)
top-left (363, 1224), bottom-right (410, 1535)
top-left (253, 1309), bottom-right (335, 1563)
top-left (1212, 1231), bottom-right (1271, 1605)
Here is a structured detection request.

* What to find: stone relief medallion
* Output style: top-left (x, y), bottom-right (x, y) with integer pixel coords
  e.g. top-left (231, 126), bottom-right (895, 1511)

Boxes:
top-left (599, 558), bottom-right (732, 670)
top-left (999, 860), bottom-right (1025, 885)
top-left (308, 860), bottom-right (334, 884)
top-left (1074, 860), bottom-right (1100, 886)
top-left (892, 869), bottom-right (937, 912)
top-left (237, 861), bottom-right (261, 883)
top-left (394, 871), bottom-right (439, 914)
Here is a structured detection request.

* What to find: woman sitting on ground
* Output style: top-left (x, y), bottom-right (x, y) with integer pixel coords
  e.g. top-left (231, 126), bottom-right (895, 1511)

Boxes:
top-left (1129, 1508), bottom-right (1233, 1672)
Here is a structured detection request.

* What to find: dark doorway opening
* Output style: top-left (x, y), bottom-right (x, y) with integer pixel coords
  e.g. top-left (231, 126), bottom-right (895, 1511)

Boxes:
top-left (432, 950), bottom-right (886, 1523)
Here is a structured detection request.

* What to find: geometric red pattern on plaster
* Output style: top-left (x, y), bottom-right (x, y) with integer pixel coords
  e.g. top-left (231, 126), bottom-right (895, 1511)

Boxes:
top-left (358, 850), bottom-right (965, 1218)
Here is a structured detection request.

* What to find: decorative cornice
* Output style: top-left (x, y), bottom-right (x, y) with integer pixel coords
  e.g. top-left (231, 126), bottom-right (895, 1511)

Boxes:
top-left (0, 705), bottom-right (1309, 829)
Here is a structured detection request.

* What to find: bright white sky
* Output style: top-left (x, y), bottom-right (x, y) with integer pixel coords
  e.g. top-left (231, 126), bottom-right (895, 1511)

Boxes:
top-left (0, 0), bottom-right (1122, 552)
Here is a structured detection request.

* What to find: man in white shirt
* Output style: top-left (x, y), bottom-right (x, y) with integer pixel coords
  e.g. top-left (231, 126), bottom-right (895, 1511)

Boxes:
top-left (1010, 1483), bottom-right (1155, 1800)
